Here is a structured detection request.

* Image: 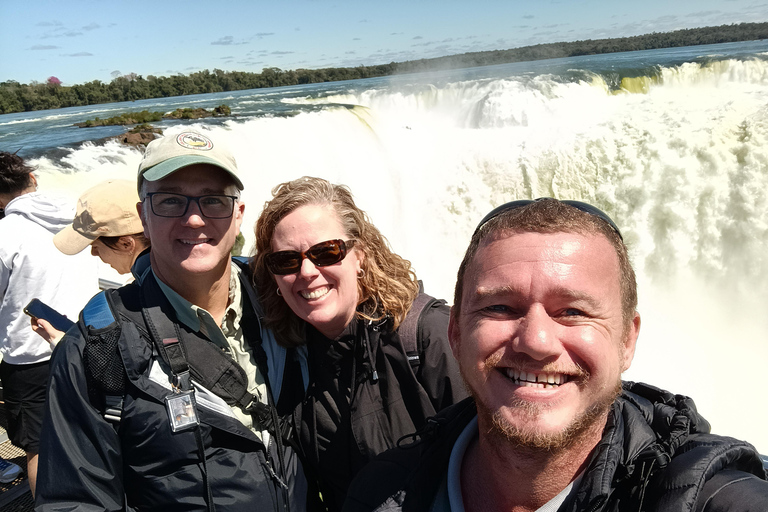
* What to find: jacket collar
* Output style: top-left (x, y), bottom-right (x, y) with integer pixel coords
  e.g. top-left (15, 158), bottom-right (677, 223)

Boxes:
top-left (405, 383), bottom-right (713, 512)
top-left (569, 381), bottom-right (711, 511)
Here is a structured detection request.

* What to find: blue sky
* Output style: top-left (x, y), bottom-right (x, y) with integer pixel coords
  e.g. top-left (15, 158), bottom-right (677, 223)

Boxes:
top-left (1, 0), bottom-right (766, 86)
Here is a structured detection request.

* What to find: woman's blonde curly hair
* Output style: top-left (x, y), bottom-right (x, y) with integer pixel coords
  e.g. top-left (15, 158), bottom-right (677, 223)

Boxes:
top-left (251, 176), bottom-right (420, 347)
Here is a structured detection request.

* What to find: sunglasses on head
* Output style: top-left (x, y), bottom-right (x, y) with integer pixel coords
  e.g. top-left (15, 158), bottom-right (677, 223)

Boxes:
top-left (266, 239), bottom-right (357, 275)
top-left (474, 198), bottom-right (623, 240)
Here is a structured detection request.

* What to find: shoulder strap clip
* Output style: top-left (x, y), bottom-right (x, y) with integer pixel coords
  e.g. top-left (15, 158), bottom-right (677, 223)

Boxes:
top-left (399, 285), bottom-right (441, 369)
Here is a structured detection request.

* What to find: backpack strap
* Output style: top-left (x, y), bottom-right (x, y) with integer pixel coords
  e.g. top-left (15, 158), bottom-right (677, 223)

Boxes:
top-left (82, 259), bottom-right (291, 437)
top-left (399, 289), bottom-right (442, 370)
top-left (138, 273), bottom-right (264, 413)
top-left (233, 256), bottom-right (310, 398)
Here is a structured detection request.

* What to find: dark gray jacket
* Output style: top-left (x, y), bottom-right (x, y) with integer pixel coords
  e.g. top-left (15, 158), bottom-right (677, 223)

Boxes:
top-left (292, 299), bottom-right (467, 512)
top-left (344, 382), bottom-right (768, 512)
top-left (36, 259), bottom-right (307, 512)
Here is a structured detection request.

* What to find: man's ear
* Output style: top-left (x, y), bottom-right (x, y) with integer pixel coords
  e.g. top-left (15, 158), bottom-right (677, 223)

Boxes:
top-left (448, 306), bottom-right (461, 360)
top-left (234, 200), bottom-right (245, 230)
top-left (137, 201), bottom-right (149, 238)
top-left (622, 311), bottom-right (641, 372)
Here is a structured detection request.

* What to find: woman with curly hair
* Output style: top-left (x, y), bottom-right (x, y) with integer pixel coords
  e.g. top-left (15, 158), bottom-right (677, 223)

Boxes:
top-left (252, 176), bottom-right (466, 511)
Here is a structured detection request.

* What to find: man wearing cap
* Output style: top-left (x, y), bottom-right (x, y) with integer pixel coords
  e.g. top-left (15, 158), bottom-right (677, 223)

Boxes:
top-left (37, 132), bottom-right (308, 511)
top-left (0, 151), bottom-right (98, 496)
top-left (344, 198), bottom-right (768, 512)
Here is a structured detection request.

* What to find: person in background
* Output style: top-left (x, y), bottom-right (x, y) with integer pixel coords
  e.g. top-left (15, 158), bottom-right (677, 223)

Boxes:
top-left (0, 195), bottom-right (22, 486)
top-left (31, 179), bottom-right (150, 347)
top-left (0, 151), bottom-right (97, 496)
top-left (251, 176), bottom-right (467, 511)
top-left (344, 198), bottom-right (768, 512)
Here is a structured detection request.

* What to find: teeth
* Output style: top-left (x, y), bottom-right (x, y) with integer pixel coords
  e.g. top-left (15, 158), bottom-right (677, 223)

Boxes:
top-left (503, 369), bottom-right (568, 388)
top-left (300, 286), bottom-right (330, 300)
top-left (181, 239), bottom-right (208, 245)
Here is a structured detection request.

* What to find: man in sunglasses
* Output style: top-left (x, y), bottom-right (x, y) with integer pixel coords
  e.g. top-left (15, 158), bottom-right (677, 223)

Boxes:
top-left (345, 198), bottom-right (768, 512)
top-left (37, 132), bottom-right (307, 511)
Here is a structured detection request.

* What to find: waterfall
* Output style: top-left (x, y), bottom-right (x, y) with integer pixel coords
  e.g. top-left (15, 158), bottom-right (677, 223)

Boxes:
top-left (14, 52), bottom-right (768, 453)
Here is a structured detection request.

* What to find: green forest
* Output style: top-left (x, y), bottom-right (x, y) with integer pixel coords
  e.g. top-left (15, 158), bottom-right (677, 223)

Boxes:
top-left (2, 22), bottom-right (766, 115)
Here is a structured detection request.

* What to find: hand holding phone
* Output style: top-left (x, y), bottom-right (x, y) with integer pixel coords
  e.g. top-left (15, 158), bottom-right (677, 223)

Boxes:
top-left (30, 317), bottom-right (65, 348)
top-left (24, 299), bottom-right (75, 333)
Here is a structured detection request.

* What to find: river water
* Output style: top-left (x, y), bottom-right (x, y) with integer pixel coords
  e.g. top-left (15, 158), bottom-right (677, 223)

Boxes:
top-left (2, 40), bottom-right (767, 452)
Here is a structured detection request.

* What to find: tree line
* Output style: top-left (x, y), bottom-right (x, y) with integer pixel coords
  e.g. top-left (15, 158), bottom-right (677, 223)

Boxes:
top-left (2, 22), bottom-right (767, 115)
top-left (395, 22), bottom-right (768, 73)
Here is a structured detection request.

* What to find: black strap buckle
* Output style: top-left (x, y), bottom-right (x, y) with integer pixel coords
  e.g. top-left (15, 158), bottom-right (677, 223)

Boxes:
top-left (173, 370), bottom-right (192, 392)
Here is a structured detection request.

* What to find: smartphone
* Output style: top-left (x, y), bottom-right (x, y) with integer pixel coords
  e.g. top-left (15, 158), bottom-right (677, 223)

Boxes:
top-left (24, 299), bottom-right (75, 332)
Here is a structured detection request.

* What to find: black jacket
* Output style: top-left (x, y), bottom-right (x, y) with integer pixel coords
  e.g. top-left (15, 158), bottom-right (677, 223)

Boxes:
top-left (36, 262), bottom-right (307, 512)
top-left (344, 382), bottom-right (768, 512)
top-left (291, 300), bottom-right (468, 512)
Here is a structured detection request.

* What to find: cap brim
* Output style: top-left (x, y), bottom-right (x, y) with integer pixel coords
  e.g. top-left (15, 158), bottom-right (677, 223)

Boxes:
top-left (53, 224), bottom-right (97, 255)
top-left (139, 155), bottom-right (244, 190)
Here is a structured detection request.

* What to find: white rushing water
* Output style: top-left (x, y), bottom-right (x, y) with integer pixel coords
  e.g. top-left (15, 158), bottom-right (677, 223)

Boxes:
top-left (25, 55), bottom-right (768, 453)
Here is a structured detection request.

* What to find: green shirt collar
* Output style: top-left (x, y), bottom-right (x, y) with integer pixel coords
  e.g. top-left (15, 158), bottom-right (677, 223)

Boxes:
top-left (151, 263), bottom-right (242, 349)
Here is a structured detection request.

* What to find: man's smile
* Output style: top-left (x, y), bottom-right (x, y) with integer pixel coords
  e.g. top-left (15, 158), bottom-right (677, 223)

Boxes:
top-left (501, 369), bottom-right (573, 388)
top-left (179, 238), bottom-right (212, 246)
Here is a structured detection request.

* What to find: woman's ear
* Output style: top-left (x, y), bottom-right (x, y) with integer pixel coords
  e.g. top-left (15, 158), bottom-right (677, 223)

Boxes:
top-left (355, 243), bottom-right (365, 272)
top-left (118, 235), bottom-right (136, 253)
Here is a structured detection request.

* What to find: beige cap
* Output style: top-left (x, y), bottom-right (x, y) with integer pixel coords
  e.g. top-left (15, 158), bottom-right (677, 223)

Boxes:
top-left (137, 131), bottom-right (243, 191)
top-left (54, 179), bottom-right (144, 255)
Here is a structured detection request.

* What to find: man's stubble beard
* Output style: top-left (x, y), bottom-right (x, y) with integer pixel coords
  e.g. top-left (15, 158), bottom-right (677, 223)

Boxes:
top-left (463, 353), bottom-right (623, 453)
top-left (483, 380), bottom-right (621, 453)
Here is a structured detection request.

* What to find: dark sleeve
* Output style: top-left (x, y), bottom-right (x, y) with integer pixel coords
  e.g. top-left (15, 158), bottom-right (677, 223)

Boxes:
top-left (343, 449), bottom-right (413, 512)
top-left (35, 329), bottom-right (126, 512)
top-left (416, 301), bottom-right (468, 412)
top-left (695, 469), bottom-right (768, 512)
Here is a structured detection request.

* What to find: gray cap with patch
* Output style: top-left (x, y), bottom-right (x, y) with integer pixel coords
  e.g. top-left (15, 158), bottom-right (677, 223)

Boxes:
top-left (137, 131), bottom-right (244, 192)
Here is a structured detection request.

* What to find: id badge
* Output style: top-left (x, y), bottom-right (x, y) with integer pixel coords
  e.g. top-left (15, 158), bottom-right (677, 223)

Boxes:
top-left (165, 389), bottom-right (199, 433)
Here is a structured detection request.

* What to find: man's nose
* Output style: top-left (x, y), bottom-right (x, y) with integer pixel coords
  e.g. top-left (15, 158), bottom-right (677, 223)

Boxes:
top-left (512, 305), bottom-right (562, 360)
top-left (182, 199), bottom-right (206, 227)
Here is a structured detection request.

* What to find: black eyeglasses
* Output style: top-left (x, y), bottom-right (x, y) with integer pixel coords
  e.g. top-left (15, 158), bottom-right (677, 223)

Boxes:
top-left (475, 198), bottom-right (623, 240)
top-left (144, 192), bottom-right (238, 219)
top-left (266, 239), bottom-right (356, 275)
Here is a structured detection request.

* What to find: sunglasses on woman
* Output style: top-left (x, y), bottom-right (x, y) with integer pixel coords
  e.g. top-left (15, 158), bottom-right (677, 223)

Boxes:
top-left (266, 239), bottom-right (356, 275)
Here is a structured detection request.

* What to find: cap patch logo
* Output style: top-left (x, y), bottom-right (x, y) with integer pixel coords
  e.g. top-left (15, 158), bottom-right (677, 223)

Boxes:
top-left (176, 132), bottom-right (214, 151)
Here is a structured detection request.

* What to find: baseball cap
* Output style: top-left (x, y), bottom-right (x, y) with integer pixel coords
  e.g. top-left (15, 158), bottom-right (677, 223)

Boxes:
top-left (137, 131), bottom-right (243, 191)
top-left (54, 179), bottom-right (144, 255)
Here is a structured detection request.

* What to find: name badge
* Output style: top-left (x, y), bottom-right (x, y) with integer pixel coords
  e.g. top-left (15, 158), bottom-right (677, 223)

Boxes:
top-left (165, 389), bottom-right (200, 432)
